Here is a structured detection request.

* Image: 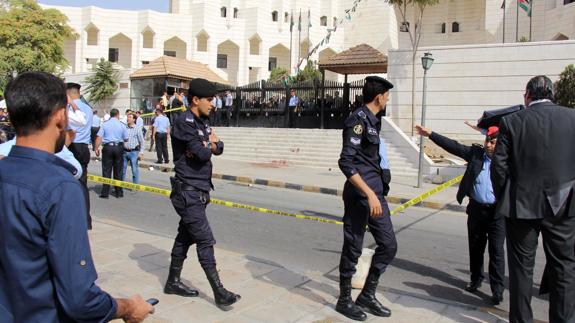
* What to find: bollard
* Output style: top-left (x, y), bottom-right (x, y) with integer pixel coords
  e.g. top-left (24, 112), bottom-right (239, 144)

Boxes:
top-left (352, 248), bottom-right (375, 289)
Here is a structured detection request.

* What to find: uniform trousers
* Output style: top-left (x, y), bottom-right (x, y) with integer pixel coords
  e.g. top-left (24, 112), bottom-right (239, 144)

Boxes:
top-left (100, 144), bottom-right (124, 197)
top-left (339, 193), bottom-right (398, 278)
top-left (466, 199), bottom-right (506, 295)
top-left (68, 142), bottom-right (92, 228)
top-left (155, 132), bottom-right (169, 163)
top-left (170, 189), bottom-right (216, 269)
top-left (90, 127), bottom-right (99, 151)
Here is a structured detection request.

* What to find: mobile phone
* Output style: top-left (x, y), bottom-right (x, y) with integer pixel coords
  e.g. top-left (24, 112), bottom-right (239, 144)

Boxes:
top-left (146, 298), bottom-right (159, 306)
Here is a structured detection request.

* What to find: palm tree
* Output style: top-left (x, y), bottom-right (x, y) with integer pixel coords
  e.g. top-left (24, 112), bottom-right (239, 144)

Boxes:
top-left (84, 59), bottom-right (120, 109)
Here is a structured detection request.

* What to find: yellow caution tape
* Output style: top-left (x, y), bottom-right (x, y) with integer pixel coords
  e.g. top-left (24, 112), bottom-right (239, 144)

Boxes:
top-left (87, 174), bottom-right (463, 226)
top-left (389, 175), bottom-right (463, 215)
top-left (139, 106), bottom-right (186, 118)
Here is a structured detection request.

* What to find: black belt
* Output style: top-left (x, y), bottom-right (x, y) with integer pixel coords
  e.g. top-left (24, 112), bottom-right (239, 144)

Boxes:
top-left (470, 199), bottom-right (496, 209)
top-left (170, 177), bottom-right (201, 192)
top-left (71, 143), bottom-right (88, 145)
top-left (124, 148), bottom-right (140, 152)
top-left (103, 142), bottom-right (123, 146)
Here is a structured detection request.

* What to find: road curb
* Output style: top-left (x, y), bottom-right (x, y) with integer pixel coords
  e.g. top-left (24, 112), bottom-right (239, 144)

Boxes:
top-left (90, 157), bottom-right (465, 213)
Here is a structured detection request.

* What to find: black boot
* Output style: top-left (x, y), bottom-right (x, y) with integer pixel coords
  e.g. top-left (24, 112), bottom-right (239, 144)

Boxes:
top-left (335, 277), bottom-right (367, 321)
top-left (356, 268), bottom-right (391, 317)
top-left (164, 259), bottom-right (199, 297)
top-left (203, 267), bottom-right (241, 308)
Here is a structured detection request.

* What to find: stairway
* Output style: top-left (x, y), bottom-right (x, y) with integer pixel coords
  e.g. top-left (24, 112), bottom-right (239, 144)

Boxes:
top-left (211, 127), bottom-right (420, 178)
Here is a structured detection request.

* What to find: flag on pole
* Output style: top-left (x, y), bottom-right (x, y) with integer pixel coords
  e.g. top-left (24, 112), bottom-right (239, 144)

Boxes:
top-left (290, 10), bottom-right (294, 32)
top-left (308, 9), bottom-right (312, 28)
top-left (519, 0), bottom-right (531, 17)
top-left (501, 0), bottom-right (506, 9)
top-left (298, 10), bottom-right (302, 31)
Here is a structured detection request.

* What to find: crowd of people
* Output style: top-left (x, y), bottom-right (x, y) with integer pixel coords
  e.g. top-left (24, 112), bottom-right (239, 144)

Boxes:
top-left (0, 71), bottom-right (574, 323)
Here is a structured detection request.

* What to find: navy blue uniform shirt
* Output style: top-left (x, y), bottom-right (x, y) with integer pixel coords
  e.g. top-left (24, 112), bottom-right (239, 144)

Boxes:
top-left (171, 110), bottom-right (224, 192)
top-left (339, 105), bottom-right (391, 197)
top-left (0, 146), bottom-right (117, 323)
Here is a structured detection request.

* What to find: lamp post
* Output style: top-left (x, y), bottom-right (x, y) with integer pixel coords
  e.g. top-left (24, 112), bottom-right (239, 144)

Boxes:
top-left (417, 52), bottom-right (434, 188)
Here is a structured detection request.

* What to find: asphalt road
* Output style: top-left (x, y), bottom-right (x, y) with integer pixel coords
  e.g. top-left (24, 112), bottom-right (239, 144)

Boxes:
top-left (87, 163), bottom-right (550, 322)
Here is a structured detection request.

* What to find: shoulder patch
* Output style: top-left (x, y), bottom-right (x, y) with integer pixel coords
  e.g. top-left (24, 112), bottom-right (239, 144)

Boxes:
top-left (350, 137), bottom-right (361, 145)
top-left (353, 124), bottom-right (363, 135)
top-left (358, 111), bottom-right (367, 119)
top-left (185, 117), bottom-right (195, 123)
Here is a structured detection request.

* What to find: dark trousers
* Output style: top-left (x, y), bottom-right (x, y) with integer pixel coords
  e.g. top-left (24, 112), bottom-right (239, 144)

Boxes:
top-left (466, 200), bottom-right (506, 295)
top-left (100, 144), bottom-right (124, 197)
top-left (170, 189), bottom-right (216, 269)
top-left (68, 142), bottom-right (92, 228)
top-left (221, 108), bottom-right (231, 127)
top-left (90, 127), bottom-right (99, 150)
top-left (506, 212), bottom-right (575, 323)
top-left (339, 194), bottom-right (398, 278)
top-left (155, 132), bottom-right (169, 163)
top-left (288, 106), bottom-right (297, 128)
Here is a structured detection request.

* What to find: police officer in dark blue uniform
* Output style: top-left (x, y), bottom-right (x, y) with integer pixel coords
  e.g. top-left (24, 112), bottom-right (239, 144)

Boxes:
top-left (164, 78), bottom-right (240, 309)
top-left (336, 76), bottom-right (397, 321)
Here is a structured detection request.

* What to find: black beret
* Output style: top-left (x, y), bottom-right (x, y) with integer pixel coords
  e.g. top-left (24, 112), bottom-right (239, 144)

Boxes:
top-left (189, 78), bottom-right (217, 98)
top-left (66, 82), bottom-right (81, 90)
top-left (365, 76), bottom-right (394, 91)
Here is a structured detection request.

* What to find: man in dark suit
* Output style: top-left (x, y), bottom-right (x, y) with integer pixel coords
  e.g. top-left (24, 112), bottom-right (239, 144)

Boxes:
top-left (491, 75), bottom-right (575, 323)
top-left (415, 125), bottom-right (505, 305)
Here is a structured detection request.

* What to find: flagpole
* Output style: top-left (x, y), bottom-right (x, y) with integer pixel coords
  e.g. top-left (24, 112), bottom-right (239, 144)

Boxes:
top-left (515, 0), bottom-right (519, 42)
top-left (298, 9), bottom-right (302, 72)
top-left (529, 0), bottom-right (533, 41)
top-left (502, 1), bottom-right (506, 43)
top-left (289, 10), bottom-right (293, 74)
top-left (307, 8), bottom-right (310, 64)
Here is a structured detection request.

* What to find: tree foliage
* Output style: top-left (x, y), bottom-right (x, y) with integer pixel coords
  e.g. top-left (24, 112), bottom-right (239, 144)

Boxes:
top-left (0, 0), bottom-right (75, 90)
top-left (294, 60), bottom-right (322, 83)
top-left (555, 64), bottom-right (575, 108)
top-left (84, 59), bottom-right (120, 106)
top-left (268, 67), bottom-right (290, 83)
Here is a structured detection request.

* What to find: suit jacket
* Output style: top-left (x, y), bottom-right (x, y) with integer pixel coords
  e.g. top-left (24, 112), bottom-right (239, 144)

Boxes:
top-left (491, 101), bottom-right (575, 219)
top-left (429, 132), bottom-right (487, 206)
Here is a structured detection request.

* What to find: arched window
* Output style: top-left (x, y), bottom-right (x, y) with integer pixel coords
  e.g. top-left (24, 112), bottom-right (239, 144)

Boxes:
top-left (220, 7), bottom-right (227, 18)
top-left (233, 8), bottom-right (238, 18)
top-left (320, 16), bottom-right (327, 26)
top-left (452, 21), bottom-right (460, 33)
top-left (272, 11), bottom-right (278, 22)
top-left (142, 29), bottom-right (154, 48)
top-left (284, 12), bottom-right (289, 23)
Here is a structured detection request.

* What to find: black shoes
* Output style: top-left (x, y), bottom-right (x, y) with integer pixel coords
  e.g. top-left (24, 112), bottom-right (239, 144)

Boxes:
top-left (355, 269), bottom-right (392, 317)
top-left (155, 160), bottom-right (163, 164)
top-left (465, 280), bottom-right (482, 293)
top-left (491, 292), bottom-right (503, 305)
top-left (204, 266), bottom-right (241, 309)
top-left (336, 277), bottom-right (367, 321)
top-left (164, 260), bottom-right (199, 297)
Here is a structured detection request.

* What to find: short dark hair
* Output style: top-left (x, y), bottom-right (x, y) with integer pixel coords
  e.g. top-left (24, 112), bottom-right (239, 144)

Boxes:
top-left (5, 72), bottom-right (67, 136)
top-left (110, 108), bottom-right (119, 118)
top-left (363, 79), bottom-right (390, 104)
top-left (526, 75), bottom-right (554, 101)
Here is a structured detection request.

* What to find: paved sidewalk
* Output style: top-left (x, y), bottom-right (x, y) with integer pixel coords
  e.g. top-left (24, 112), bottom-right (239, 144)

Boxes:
top-left (132, 148), bottom-right (465, 212)
top-left (93, 220), bottom-right (506, 323)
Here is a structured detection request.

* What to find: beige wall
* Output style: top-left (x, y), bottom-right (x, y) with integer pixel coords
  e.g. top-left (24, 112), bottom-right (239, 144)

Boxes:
top-left (387, 40), bottom-right (575, 141)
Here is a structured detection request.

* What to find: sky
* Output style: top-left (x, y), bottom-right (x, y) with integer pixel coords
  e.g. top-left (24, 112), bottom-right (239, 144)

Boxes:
top-left (39, 0), bottom-right (168, 12)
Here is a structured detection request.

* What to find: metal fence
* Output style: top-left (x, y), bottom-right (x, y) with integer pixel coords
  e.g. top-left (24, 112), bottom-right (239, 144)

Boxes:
top-left (130, 78), bottom-right (366, 129)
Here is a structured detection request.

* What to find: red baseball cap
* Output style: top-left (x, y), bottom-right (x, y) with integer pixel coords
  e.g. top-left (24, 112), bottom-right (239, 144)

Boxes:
top-left (486, 126), bottom-right (499, 139)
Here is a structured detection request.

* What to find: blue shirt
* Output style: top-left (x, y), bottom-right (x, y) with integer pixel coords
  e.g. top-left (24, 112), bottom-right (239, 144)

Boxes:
top-left (72, 99), bottom-right (93, 144)
top-left (182, 95), bottom-right (189, 108)
top-left (97, 118), bottom-right (128, 144)
top-left (153, 115), bottom-right (171, 133)
top-left (379, 138), bottom-right (390, 170)
top-left (92, 115), bottom-right (101, 128)
top-left (136, 116), bottom-right (144, 128)
top-left (0, 146), bottom-right (117, 322)
top-left (289, 96), bottom-right (299, 107)
top-left (470, 154), bottom-right (496, 204)
top-left (0, 138), bottom-right (82, 180)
